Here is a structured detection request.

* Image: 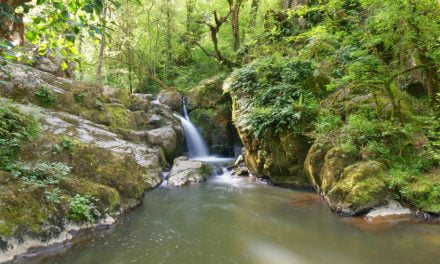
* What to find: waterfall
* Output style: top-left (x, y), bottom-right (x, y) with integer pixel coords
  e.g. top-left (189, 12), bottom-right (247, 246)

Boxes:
top-left (174, 104), bottom-right (209, 158)
top-left (183, 101), bottom-right (189, 119)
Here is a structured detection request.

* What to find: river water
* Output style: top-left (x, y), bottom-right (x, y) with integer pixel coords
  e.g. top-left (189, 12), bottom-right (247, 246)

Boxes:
top-left (36, 171), bottom-right (440, 264)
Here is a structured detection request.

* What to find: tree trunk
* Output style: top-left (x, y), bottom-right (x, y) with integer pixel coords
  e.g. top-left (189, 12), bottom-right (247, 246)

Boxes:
top-left (164, 0), bottom-right (173, 81)
top-left (248, 0), bottom-right (260, 31)
top-left (231, 0), bottom-right (243, 51)
top-left (184, 0), bottom-right (195, 61)
top-left (96, 3), bottom-right (107, 84)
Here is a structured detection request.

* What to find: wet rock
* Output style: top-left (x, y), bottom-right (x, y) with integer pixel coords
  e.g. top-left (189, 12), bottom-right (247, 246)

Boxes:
top-left (167, 157), bottom-right (212, 187)
top-left (365, 200), bottom-right (412, 221)
top-left (304, 138), bottom-right (333, 191)
top-left (229, 155), bottom-right (249, 177)
top-left (189, 108), bottom-right (235, 155)
top-left (158, 91), bottom-right (182, 111)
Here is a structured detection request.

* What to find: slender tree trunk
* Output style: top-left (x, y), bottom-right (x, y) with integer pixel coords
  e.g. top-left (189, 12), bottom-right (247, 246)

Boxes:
top-left (184, 0), bottom-right (195, 62)
top-left (248, 0), bottom-right (260, 31)
top-left (77, 34), bottom-right (84, 81)
top-left (164, 0), bottom-right (173, 81)
top-left (231, 0), bottom-right (243, 51)
top-left (96, 3), bottom-right (107, 84)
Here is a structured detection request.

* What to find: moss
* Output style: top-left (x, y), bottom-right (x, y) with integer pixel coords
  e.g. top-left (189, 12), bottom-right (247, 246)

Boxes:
top-left (398, 174), bottom-right (440, 214)
top-left (69, 143), bottom-right (148, 200)
top-left (187, 75), bottom-right (225, 109)
top-left (327, 161), bottom-right (388, 214)
top-left (105, 104), bottom-right (135, 130)
top-left (198, 164), bottom-right (212, 176)
top-left (60, 177), bottom-right (121, 212)
top-left (0, 172), bottom-right (57, 237)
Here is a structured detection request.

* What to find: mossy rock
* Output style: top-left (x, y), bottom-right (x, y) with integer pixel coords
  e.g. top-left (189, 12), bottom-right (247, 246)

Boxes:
top-left (0, 171), bottom-right (58, 238)
top-left (321, 147), bottom-right (357, 194)
top-left (326, 161), bottom-right (388, 215)
top-left (399, 173), bottom-right (440, 214)
top-left (60, 177), bottom-right (121, 212)
top-left (68, 144), bottom-right (149, 201)
top-left (186, 75), bottom-right (225, 110)
top-left (304, 138), bottom-right (333, 190)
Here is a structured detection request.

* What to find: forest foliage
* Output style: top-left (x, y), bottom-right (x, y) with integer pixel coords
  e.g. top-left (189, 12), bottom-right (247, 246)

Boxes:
top-left (0, 0), bottom-right (440, 212)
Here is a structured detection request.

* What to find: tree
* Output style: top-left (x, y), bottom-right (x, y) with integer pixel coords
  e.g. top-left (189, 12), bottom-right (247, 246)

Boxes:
top-left (96, 2), bottom-right (108, 84)
top-left (230, 0), bottom-right (244, 51)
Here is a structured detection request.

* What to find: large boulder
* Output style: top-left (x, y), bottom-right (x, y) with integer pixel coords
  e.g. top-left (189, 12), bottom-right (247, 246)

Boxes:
top-left (326, 161), bottom-right (388, 215)
top-left (146, 126), bottom-right (177, 160)
top-left (158, 91), bottom-right (182, 111)
top-left (305, 140), bottom-right (389, 215)
top-left (167, 156), bottom-right (212, 187)
top-left (224, 77), bottom-right (310, 187)
top-left (186, 76), bottom-right (225, 110)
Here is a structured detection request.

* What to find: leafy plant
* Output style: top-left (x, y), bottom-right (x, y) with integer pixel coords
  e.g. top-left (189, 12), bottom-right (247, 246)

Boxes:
top-left (44, 188), bottom-right (62, 204)
top-left (231, 56), bottom-right (319, 138)
top-left (35, 85), bottom-right (56, 107)
top-left (20, 162), bottom-right (70, 187)
top-left (73, 92), bottom-right (86, 103)
top-left (52, 136), bottom-right (76, 154)
top-left (0, 104), bottom-right (40, 168)
top-left (68, 194), bottom-right (98, 223)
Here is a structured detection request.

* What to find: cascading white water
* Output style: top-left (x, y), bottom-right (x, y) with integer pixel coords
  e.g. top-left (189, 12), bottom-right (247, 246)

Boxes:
top-left (174, 109), bottom-right (209, 158)
top-left (183, 101), bottom-right (190, 119)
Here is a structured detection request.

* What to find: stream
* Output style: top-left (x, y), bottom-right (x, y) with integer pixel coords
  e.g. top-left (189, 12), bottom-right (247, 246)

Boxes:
top-left (33, 170), bottom-right (440, 264)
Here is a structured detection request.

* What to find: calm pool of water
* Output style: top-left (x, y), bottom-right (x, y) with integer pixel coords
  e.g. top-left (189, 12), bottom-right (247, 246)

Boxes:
top-left (35, 172), bottom-right (440, 264)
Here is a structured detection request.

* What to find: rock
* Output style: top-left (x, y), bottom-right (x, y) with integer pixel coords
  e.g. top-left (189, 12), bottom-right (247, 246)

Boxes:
top-left (186, 76), bottom-right (225, 110)
top-left (304, 138), bottom-right (333, 191)
top-left (224, 73), bottom-right (311, 187)
top-left (320, 147), bottom-right (357, 194)
top-left (146, 126), bottom-right (177, 159)
top-left (189, 108), bottom-right (235, 155)
top-left (365, 200), bottom-right (412, 220)
top-left (167, 157), bottom-right (212, 187)
top-left (35, 52), bottom-right (75, 78)
top-left (158, 91), bottom-right (182, 111)
top-left (130, 94), bottom-right (151, 112)
top-left (229, 155), bottom-right (249, 177)
top-left (326, 161), bottom-right (388, 215)
top-left (185, 76), bottom-right (240, 156)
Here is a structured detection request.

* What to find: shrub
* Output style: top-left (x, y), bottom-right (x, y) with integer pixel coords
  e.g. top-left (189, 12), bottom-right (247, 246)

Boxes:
top-left (313, 111), bottom-right (342, 135)
top-left (231, 56), bottom-right (319, 138)
top-left (73, 92), bottom-right (86, 103)
top-left (52, 136), bottom-right (76, 154)
top-left (68, 195), bottom-right (98, 223)
top-left (44, 188), bottom-right (62, 204)
top-left (0, 104), bottom-right (40, 168)
top-left (35, 85), bottom-right (56, 107)
top-left (19, 162), bottom-right (70, 187)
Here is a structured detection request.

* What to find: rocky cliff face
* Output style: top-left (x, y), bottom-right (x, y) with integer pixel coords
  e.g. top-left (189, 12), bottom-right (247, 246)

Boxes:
top-left (224, 68), bottom-right (439, 216)
top-left (223, 73), bottom-right (311, 187)
top-left (0, 62), bottom-right (184, 260)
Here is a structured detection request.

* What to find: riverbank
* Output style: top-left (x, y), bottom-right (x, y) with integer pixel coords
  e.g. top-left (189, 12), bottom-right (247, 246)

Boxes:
top-left (0, 62), bottom-right (184, 262)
